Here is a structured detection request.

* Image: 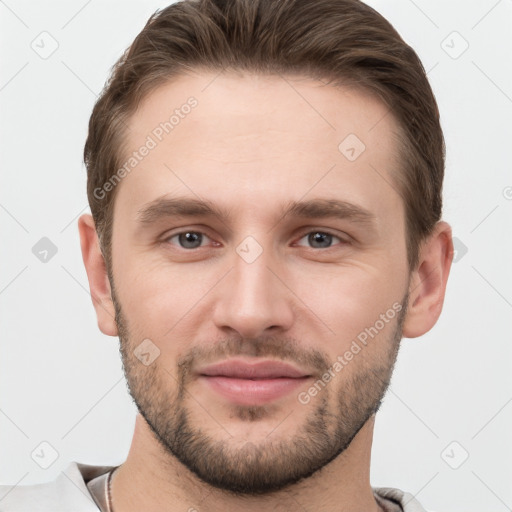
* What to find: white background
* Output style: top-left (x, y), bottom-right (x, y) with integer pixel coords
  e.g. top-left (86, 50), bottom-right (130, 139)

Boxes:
top-left (0, 1), bottom-right (511, 511)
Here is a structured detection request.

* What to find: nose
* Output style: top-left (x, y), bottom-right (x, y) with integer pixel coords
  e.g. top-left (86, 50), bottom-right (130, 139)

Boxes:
top-left (211, 241), bottom-right (295, 339)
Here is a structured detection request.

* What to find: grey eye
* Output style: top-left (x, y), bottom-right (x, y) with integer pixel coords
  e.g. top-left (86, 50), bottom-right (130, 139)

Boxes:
top-left (170, 231), bottom-right (206, 249)
top-left (296, 231), bottom-right (341, 249)
top-left (308, 232), bottom-right (334, 248)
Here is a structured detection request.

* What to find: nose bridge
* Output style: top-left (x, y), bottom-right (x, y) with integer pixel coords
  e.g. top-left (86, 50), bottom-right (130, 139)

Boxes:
top-left (212, 236), bottom-right (294, 336)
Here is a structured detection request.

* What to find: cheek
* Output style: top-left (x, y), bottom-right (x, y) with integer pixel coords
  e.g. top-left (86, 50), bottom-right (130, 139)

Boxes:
top-left (291, 263), bottom-right (406, 349)
top-left (115, 257), bottom-right (219, 348)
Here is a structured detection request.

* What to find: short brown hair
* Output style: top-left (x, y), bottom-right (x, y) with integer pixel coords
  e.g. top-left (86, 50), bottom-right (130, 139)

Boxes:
top-left (84, 0), bottom-right (445, 272)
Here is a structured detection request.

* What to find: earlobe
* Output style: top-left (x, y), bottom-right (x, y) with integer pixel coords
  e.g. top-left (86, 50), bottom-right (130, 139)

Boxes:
top-left (402, 221), bottom-right (454, 338)
top-left (77, 214), bottom-right (118, 337)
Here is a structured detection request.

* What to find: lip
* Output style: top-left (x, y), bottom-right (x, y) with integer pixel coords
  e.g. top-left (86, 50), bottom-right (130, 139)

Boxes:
top-left (197, 359), bottom-right (312, 406)
top-left (198, 359), bottom-right (309, 379)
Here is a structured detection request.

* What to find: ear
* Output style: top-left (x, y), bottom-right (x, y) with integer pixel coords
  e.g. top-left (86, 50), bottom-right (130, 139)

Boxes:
top-left (402, 221), bottom-right (454, 338)
top-left (78, 213), bottom-right (118, 336)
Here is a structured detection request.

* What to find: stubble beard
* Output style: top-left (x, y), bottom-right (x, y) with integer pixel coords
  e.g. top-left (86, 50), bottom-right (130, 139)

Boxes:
top-left (112, 284), bottom-right (407, 496)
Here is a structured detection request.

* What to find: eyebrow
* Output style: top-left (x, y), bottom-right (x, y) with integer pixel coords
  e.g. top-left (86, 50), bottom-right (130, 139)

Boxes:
top-left (136, 196), bottom-right (233, 224)
top-left (136, 196), bottom-right (376, 227)
top-left (280, 198), bottom-right (375, 226)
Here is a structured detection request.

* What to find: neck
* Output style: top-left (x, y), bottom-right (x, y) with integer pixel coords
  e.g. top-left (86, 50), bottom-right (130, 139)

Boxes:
top-left (110, 414), bottom-right (381, 512)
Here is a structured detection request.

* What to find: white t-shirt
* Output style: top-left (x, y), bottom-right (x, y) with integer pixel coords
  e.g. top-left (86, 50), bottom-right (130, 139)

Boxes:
top-left (0, 462), bottom-right (428, 511)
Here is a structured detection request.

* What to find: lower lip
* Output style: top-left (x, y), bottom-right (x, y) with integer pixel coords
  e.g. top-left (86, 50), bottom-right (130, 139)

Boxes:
top-left (199, 375), bottom-right (310, 406)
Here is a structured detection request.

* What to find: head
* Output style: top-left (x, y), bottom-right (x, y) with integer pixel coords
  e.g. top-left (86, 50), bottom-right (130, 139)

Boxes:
top-left (79, 0), bottom-right (453, 496)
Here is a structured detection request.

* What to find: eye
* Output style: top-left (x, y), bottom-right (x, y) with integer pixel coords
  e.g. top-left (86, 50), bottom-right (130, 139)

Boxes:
top-left (166, 231), bottom-right (212, 249)
top-left (295, 231), bottom-right (345, 249)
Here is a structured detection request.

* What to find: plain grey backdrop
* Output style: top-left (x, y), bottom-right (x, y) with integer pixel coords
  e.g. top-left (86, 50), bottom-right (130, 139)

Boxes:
top-left (1, 1), bottom-right (511, 511)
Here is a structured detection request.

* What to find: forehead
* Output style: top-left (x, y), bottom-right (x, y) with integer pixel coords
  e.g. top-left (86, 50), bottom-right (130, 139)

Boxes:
top-left (116, 71), bottom-right (403, 224)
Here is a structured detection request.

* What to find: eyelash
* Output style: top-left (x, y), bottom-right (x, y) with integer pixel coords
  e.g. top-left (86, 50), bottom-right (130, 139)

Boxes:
top-left (163, 229), bottom-right (349, 250)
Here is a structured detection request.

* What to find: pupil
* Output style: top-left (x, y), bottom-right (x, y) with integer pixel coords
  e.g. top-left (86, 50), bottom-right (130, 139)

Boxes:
top-left (180, 232), bottom-right (202, 248)
top-left (309, 232), bottom-right (331, 248)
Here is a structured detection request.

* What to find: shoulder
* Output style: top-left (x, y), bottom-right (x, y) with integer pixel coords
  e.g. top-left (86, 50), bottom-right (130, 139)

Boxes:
top-left (0, 462), bottom-right (114, 512)
top-left (373, 486), bottom-right (429, 512)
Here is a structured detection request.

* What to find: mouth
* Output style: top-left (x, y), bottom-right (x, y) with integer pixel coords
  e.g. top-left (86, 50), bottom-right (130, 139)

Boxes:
top-left (197, 359), bottom-right (312, 406)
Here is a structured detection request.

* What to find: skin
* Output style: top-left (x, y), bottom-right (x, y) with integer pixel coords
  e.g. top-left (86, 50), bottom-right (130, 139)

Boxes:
top-left (79, 71), bottom-right (453, 512)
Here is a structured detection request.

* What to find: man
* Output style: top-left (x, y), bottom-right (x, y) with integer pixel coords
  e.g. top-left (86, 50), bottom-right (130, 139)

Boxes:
top-left (1, 0), bottom-right (453, 510)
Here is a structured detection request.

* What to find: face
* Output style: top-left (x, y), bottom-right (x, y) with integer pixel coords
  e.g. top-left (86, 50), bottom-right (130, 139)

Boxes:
top-left (109, 71), bottom-right (411, 494)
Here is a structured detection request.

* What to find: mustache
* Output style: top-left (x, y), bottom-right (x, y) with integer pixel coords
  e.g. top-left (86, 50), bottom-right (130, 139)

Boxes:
top-left (176, 335), bottom-right (330, 378)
